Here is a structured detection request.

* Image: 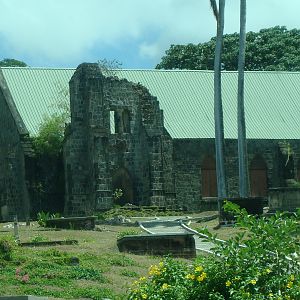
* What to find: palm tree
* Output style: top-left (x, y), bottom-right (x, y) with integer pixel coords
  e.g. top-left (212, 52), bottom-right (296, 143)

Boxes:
top-left (237, 0), bottom-right (249, 197)
top-left (210, 0), bottom-right (227, 199)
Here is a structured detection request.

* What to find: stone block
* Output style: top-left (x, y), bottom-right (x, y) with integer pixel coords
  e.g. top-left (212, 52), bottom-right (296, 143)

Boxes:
top-left (45, 216), bottom-right (96, 230)
top-left (117, 233), bottom-right (196, 258)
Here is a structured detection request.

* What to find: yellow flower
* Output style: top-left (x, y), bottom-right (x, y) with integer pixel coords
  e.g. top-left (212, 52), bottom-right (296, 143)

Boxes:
top-left (186, 273), bottom-right (195, 280)
top-left (161, 283), bottom-right (170, 290)
top-left (225, 280), bottom-right (232, 287)
top-left (195, 265), bottom-right (203, 273)
top-left (287, 281), bottom-right (293, 289)
top-left (250, 279), bottom-right (257, 285)
top-left (139, 277), bottom-right (146, 281)
top-left (159, 262), bottom-right (164, 268)
top-left (196, 272), bottom-right (207, 282)
top-left (148, 265), bottom-right (161, 276)
top-left (141, 293), bottom-right (148, 299)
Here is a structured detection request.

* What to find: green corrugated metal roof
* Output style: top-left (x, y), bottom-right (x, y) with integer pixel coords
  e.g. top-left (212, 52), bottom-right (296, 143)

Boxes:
top-left (1, 67), bottom-right (300, 139)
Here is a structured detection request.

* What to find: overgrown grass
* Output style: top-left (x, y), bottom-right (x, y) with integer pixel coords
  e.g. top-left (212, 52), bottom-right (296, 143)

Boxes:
top-left (0, 223), bottom-right (163, 299)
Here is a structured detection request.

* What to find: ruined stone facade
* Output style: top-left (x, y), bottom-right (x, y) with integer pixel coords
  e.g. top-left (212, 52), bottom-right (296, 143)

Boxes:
top-left (2, 65), bottom-right (300, 219)
top-left (64, 64), bottom-right (300, 215)
top-left (64, 64), bottom-right (175, 216)
top-left (0, 71), bottom-right (31, 221)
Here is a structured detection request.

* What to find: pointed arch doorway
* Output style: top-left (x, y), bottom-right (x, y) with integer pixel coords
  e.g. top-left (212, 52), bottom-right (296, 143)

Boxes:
top-left (112, 168), bottom-right (134, 205)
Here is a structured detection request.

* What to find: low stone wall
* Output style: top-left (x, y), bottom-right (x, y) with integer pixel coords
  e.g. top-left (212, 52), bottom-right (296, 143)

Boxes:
top-left (117, 233), bottom-right (196, 258)
top-left (269, 187), bottom-right (300, 212)
top-left (45, 216), bottom-right (96, 230)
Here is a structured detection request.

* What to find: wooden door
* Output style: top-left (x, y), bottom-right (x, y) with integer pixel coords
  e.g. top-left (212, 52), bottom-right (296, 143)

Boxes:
top-left (250, 156), bottom-right (268, 197)
top-left (201, 156), bottom-right (217, 197)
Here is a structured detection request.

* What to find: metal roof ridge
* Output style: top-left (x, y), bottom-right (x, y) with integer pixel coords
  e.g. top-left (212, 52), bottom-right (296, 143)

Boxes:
top-left (1, 67), bottom-right (300, 75)
top-left (0, 66), bottom-right (76, 70)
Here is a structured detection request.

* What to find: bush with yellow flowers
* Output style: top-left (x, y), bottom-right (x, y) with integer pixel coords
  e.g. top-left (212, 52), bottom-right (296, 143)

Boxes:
top-left (128, 202), bottom-right (300, 300)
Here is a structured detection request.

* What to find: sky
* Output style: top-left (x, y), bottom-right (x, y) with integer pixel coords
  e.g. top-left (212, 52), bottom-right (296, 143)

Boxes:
top-left (1, 0), bottom-right (300, 69)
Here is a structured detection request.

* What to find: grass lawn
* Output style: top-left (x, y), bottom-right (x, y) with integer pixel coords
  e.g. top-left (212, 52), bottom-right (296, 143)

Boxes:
top-left (0, 212), bottom-right (238, 299)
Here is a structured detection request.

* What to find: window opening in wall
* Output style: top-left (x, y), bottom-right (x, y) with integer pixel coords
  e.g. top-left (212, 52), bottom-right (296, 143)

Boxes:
top-left (110, 111), bottom-right (115, 134)
top-left (122, 109), bottom-right (130, 133)
top-left (201, 156), bottom-right (217, 197)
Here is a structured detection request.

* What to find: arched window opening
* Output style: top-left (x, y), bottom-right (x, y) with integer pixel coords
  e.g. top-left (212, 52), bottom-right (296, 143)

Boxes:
top-left (201, 156), bottom-right (217, 197)
top-left (250, 155), bottom-right (268, 197)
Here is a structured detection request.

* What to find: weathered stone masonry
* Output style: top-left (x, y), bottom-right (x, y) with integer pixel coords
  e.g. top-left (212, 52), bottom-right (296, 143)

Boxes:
top-left (0, 70), bottom-right (31, 221)
top-left (64, 64), bottom-right (300, 216)
top-left (64, 64), bottom-right (175, 216)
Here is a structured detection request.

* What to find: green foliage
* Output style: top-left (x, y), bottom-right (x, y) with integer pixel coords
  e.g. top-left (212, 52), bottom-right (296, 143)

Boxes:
top-left (129, 204), bottom-right (300, 299)
top-left (113, 188), bottom-right (123, 201)
top-left (37, 211), bottom-right (61, 227)
top-left (107, 254), bottom-right (136, 267)
top-left (0, 236), bottom-right (16, 261)
top-left (32, 114), bottom-right (67, 157)
top-left (30, 234), bottom-right (49, 243)
top-left (157, 26), bottom-right (300, 71)
top-left (68, 266), bottom-right (106, 282)
top-left (97, 207), bottom-right (183, 221)
top-left (121, 269), bottom-right (139, 278)
top-left (0, 58), bottom-right (27, 67)
top-left (117, 229), bottom-right (141, 240)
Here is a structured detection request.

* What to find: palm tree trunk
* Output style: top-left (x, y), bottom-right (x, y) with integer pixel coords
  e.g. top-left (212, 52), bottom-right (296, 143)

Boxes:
top-left (214, 0), bottom-right (227, 199)
top-left (237, 0), bottom-right (249, 197)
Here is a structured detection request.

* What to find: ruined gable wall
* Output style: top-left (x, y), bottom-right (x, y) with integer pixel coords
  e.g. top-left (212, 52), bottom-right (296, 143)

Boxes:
top-left (64, 63), bottom-right (175, 215)
top-left (0, 81), bottom-right (29, 220)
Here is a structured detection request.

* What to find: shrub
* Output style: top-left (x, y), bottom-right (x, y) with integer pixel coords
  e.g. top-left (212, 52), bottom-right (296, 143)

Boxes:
top-left (0, 236), bottom-right (16, 261)
top-left (128, 203), bottom-right (300, 299)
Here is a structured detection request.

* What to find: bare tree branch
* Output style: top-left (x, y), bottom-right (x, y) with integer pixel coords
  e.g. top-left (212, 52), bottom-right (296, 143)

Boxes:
top-left (210, 0), bottom-right (219, 20)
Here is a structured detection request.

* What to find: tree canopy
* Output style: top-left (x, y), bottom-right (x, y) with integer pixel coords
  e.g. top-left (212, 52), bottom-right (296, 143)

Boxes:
top-left (156, 26), bottom-right (300, 71)
top-left (0, 58), bottom-right (27, 67)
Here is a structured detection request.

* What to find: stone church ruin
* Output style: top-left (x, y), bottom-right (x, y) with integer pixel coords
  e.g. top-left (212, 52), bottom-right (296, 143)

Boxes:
top-left (1, 64), bottom-right (300, 220)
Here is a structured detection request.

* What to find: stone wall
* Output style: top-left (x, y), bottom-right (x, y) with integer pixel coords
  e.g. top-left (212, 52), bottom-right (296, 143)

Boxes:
top-left (63, 63), bottom-right (300, 215)
top-left (0, 70), bottom-right (31, 221)
top-left (173, 138), bottom-right (300, 210)
top-left (64, 64), bottom-right (174, 216)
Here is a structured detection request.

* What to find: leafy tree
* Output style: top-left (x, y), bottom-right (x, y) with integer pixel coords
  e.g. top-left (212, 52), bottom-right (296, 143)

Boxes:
top-left (156, 26), bottom-right (300, 71)
top-left (0, 58), bottom-right (27, 67)
top-left (32, 113), bottom-right (66, 157)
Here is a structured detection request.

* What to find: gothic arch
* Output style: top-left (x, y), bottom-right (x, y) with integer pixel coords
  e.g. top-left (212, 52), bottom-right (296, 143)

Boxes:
top-left (112, 167), bottom-right (134, 205)
top-left (201, 156), bottom-right (217, 197)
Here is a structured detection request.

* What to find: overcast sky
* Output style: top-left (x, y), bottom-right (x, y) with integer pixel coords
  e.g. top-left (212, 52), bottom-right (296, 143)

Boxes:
top-left (1, 0), bottom-right (299, 69)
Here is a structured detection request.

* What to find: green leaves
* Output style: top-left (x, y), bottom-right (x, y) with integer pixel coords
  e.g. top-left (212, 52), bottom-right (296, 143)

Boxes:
top-left (157, 26), bottom-right (300, 71)
top-left (129, 204), bottom-right (300, 299)
top-left (32, 113), bottom-right (67, 157)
